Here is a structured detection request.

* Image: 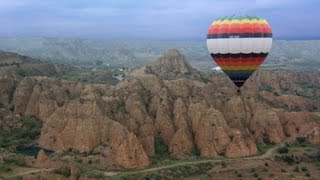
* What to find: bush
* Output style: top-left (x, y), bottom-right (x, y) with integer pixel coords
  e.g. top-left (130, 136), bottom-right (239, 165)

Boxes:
top-left (251, 168), bottom-right (256, 173)
top-left (316, 149), bottom-right (320, 162)
top-left (221, 162), bottom-right (226, 168)
top-left (263, 167), bottom-right (269, 172)
top-left (256, 141), bottom-right (275, 155)
top-left (54, 168), bottom-right (71, 177)
top-left (301, 166), bottom-right (308, 172)
top-left (296, 137), bottom-right (307, 146)
top-left (191, 146), bottom-right (201, 156)
top-left (262, 134), bottom-right (271, 144)
top-left (294, 166), bottom-right (300, 172)
top-left (253, 172), bottom-right (259, 177)
top-left (116, 106), bottom-right (126, 113)
top-left (278, 146), bottom-right (289, 154)
top-left (305, 172), bottom-right (310, 177)
top-left (0, 164), bottom-right (12, 173)
top-left (275, 155), bottom-right (295, 164)
top-left (264, 162), bottom-right (269, 167)
top-left (281, 168), bottom-right (287, 173)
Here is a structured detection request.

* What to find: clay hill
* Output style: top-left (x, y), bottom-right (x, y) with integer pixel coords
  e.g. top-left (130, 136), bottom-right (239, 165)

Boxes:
top-left (0, 49), bottom-right (319, 171)
top-left (0, 51), bottom-right (74, 111)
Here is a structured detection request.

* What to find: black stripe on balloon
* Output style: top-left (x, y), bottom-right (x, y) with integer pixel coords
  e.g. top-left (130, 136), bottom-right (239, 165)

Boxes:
top-left (207, 33), bottom-right (272, 39)
top-left (234, 81), bottom-right (245, 88)
top-left (226, 74), bottom-right (252, 88)
top-left (223, 70), bottom-right (255, 74)
top-left (211, 52), bottom-right (268, 58)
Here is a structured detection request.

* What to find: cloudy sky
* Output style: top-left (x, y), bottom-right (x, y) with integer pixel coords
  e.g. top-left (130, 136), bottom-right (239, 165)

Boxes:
top-left (0, 0), bottom-right (319, 40)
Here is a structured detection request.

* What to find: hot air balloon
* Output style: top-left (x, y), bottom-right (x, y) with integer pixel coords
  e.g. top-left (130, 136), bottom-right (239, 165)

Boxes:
top-left (206, 15), bottom-right (272, 91)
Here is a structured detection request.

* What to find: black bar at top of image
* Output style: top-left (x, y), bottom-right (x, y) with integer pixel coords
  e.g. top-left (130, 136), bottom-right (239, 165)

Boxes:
top-left (207, 33), bottom-right (272, 39)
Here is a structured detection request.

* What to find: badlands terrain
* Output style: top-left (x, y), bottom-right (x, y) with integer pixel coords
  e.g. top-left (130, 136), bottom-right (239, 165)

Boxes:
top-left (0, 47), bottom-right (319, 179)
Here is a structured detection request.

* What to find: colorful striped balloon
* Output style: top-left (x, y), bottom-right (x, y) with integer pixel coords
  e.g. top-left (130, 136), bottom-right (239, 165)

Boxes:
top-left (206, 15), bottom-right (273, 88)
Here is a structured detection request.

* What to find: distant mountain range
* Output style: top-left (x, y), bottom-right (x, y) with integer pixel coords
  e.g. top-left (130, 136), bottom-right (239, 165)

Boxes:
top-left (0, 37), bottom-right (319, 70)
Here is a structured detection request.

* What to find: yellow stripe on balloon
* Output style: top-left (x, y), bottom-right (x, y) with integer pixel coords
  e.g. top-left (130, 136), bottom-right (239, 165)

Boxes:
top-left (230, 19), bottom-right (242, 24)
top-left (212, 19), bottom-right (267, 26)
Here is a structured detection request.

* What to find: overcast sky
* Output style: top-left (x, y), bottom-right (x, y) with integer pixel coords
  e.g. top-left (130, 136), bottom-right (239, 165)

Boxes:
top-left (0, 0), bottom-right (319, 40)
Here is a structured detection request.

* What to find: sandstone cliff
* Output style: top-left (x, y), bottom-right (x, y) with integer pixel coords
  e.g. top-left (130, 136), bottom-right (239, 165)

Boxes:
top-left (2, 49), bottom-right (320, 169)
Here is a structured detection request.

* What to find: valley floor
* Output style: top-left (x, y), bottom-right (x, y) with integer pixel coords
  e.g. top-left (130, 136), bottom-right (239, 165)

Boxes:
top-left (2, 136), bottom-right (319, 180)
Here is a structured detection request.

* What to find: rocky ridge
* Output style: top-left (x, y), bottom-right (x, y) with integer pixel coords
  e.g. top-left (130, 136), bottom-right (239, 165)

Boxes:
top-left (1, 49), bottom-right (320, 169)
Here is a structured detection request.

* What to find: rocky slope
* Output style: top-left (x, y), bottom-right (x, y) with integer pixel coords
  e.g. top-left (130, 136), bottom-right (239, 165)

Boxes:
top-left (3, 49), bottom-right (318, 170)
top-left (144, 49), bottom-right (203, 81)
top-left (0, 51), bottom-right (74, 110)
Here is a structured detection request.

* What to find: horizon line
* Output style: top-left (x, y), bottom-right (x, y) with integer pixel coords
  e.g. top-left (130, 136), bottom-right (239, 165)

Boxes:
top-left (1, 35), bottom-right (320, 41)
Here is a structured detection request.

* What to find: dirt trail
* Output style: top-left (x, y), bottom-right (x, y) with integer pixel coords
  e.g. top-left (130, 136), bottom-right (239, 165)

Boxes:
top-left (2, 168), bottom-right (55, 179)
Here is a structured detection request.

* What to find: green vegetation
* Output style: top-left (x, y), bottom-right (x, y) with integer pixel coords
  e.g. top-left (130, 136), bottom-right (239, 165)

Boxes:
top-left (0, 116), bottom-right (42, 149)
top-left (66, 148), bottom-right (81, 156)
top-left (256, 141), bottom-right (276, 155)
top-left (191, 146), bottom-right (201, 156)
top-left (278, 146), bottom-right (289, 154)
top-left (275, 154), bottom-right (297, 164)
top-left (296, 82), bottom-right (320, 90)
top-left (143, 162), bottom-right (214, 179)
top-left (281, 168), bottom-right (287, 173)
top-left (200, 174), bottom-right (212, 180)
top-left (294, 82), bottom-right (320, 100)
top-left (74, 162), bottom-right (106, 179)
top-left (61, 68), bottom-right (121, 85)
top-left (0, 154), bottom-right (26, 173)
top-left (150, 136), bottom-right (176, 165)
top-left (54, 167), bottom-right (71, 177)
top-left (301, 166), bottom-right (308, 172)
top-left (116, 161), bottom-right (214, 179)
top-left (221, 161), bottom-right (227, 168)
top-left (294, 137), bottom-right (309, 147)
top-left (0, 164), bottom-right (12, 173)
top-left (3, 155), bottom-right (27, 167)
top-left (259, 86), bottom-right (273, 92)
top-left (251, 168), bottom-right (256, 173)
top-left (116, 105), bottom-right (127, 113)
top-left (237, 172), bottom-right (242, 177)
top-left (86, 170), bottom-right (106, 179)
top-left (263, 167), bottom-right (269, 172)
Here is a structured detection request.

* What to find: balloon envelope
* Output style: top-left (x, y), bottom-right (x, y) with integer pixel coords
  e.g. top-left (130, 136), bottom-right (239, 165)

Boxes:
top-left (206, 15), bottom-right (273, 88)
